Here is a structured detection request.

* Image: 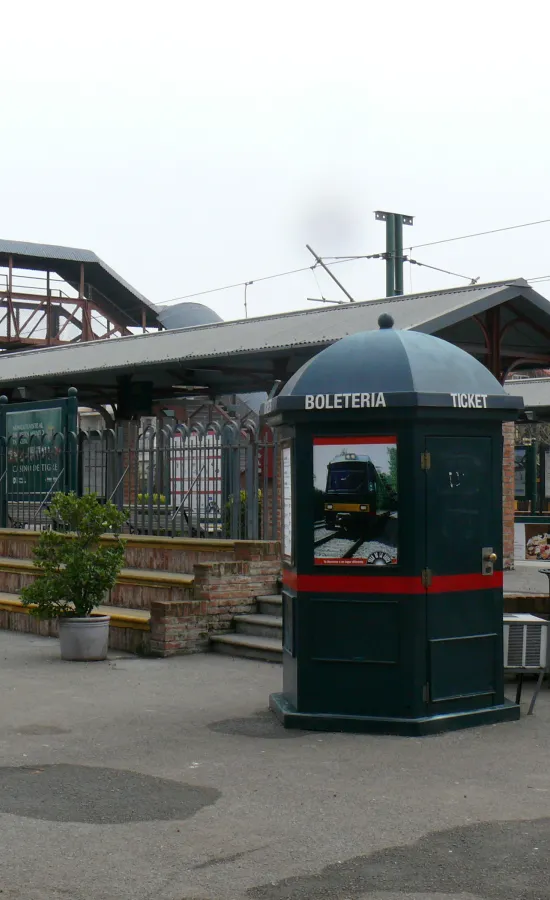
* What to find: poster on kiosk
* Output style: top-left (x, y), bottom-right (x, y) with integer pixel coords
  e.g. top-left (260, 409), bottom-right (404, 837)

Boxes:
top-left (313, 436), bottom-right (398, 567)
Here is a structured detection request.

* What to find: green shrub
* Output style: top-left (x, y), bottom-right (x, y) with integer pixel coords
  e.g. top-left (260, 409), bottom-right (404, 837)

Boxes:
top-left (225, 489), bottom-right (263, 538)
top-left (20, 492), bottom-right (127, 619)
top-left (137, 493), bottom-right (167, 505)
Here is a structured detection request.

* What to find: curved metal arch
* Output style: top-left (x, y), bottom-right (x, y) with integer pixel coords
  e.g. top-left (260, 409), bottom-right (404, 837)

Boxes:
top-left (238, 418), bottom-right (259, 442)
top-left (172, 421), bottom-right (191, 441)
top-left (473, 313), bottom-right (491, 350)
top-left (502, 356), bottom-right (550, 381)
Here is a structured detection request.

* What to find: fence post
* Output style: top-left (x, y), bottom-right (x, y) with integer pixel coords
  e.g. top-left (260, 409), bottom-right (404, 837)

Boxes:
top-left (147, 428), bottom-right (155, 534)
top-left (245, 438), bottom-right (258, 539)
top-left (114, 423), bottom-right (125, 511)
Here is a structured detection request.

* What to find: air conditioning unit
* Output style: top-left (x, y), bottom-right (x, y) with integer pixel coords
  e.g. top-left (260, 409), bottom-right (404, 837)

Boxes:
top-left (503, 614), bottom-right (548, 669)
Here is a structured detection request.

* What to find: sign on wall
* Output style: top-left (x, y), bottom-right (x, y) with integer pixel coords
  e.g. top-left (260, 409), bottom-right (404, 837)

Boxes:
top-left (545, 450), bottom-right (550, 499)
top-left (515, 447), bottom-right (526, 498)
top-left (313, 436), bottom-right (398, 566)
top-left (6, 407), bottom-right (64, 497)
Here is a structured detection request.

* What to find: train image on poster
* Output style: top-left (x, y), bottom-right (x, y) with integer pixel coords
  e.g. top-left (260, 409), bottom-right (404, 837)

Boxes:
top-left (313, 436), bottom-right (398, 566)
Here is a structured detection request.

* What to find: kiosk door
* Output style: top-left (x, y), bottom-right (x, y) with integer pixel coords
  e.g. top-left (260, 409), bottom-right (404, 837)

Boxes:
top-left (424, 436), bottom-right (502, 713)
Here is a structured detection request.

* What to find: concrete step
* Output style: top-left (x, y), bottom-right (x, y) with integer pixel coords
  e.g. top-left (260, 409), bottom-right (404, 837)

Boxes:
top-left (210, 632), bottom-right (282, 663)
top-left (257, 594), bottom-right (283, 616)
top-left (234, 613), bottom-right (282, 639)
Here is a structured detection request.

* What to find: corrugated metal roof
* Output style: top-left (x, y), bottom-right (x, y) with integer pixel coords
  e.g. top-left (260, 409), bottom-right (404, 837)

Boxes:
top-left (0, 277), bottom-right (543, 393)
top-left (507, 378), bottom-right (550, 408)
top-left (0, 239), bottom-right (99, 264)
top-left (0, 238), bottom-right (158, 328)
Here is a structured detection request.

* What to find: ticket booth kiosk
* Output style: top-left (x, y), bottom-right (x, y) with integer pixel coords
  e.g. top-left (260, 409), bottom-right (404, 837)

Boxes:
top-left (263, 315), bottom-right (523, 735)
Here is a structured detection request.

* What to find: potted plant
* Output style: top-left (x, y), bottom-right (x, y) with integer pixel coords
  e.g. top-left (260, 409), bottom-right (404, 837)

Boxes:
top-left (21, 492), bottom-right (127, 661)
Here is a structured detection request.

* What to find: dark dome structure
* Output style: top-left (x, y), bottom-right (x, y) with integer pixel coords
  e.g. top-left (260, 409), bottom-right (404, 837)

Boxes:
top-left (274, 317), bottom-right (519, 411)
top-left (156, 301), bottom-right (223, 330)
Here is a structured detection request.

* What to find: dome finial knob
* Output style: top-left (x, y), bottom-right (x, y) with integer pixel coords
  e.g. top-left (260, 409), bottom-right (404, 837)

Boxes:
top-left (378, 313), bottom-right (394, 329)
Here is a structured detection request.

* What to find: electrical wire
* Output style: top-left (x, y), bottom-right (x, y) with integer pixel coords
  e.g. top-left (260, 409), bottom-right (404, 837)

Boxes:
top-left (411, 217), bottom-right (550, 251)
top-left (167, 263), bottom-right (317, 303)
top-left (323, 216), bottom-right (550, 258)
top-left (165, 256), bottom-right (366, 304)
top-left (311, 266), bottom-right (327, 302)
top-left (165, 213), bottom-right (538, 306)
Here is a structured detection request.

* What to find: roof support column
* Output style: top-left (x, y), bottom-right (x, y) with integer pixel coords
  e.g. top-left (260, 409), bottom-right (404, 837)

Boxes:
top-left (7, 255), bottom-right (13, 341)
top-left (80, 262), bottom-right (92, 342)
top-left (46, 270), bottom-right (52, 345)
top-left (487, 307), bottom-right (502, 383)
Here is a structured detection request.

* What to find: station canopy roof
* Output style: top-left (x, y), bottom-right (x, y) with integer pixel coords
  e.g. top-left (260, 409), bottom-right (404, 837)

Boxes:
top-left (0, 238), bottom-right (159, 330)
top-left (506, 378), bottom-right (550, 416)
top-left (0, 277), bottom-right (549, 404)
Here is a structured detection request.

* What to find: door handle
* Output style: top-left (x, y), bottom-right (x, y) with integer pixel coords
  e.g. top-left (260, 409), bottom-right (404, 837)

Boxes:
top-left (482, 547), bottom-right (497, 575)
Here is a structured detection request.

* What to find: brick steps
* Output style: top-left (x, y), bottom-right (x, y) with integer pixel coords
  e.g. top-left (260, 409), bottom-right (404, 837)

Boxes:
top-left (0, 557), bottom-right (195, 611)
top-left (0, 556), bottom-right (194, 586)
top-left (257, 594), bottom-right (282, 616)
top-left (210, 632), bottom-right (282, 663)
top-left (0, 531), bottom-right (282, 657)
top-left (234, 612), bottom-right (282, 639)
top-left (210, 593), bottom-right (283, 662)
top-left (0, 592), bottom-right (150, 653)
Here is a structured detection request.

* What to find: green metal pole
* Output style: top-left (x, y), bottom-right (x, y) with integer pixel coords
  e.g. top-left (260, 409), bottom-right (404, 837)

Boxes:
top-left (394, 215), bottom-right (404, 295)
top-left (526, 443), bottom-right (538, 514)
top-left (67, 387), bottom-right (79, 495)
top-left (385, 214), bottom-right (395, 297)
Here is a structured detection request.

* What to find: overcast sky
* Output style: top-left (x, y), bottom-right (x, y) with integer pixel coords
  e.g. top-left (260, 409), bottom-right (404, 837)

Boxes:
top-left (3, 0), bottom-right (550, 323)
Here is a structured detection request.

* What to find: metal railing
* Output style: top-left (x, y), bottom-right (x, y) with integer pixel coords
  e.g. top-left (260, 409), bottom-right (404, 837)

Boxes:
top-left (0, 419), bottom-right (279, 540)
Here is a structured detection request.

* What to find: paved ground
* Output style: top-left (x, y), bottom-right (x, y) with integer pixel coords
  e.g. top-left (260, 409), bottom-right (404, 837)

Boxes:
top-left (505, 561), bottom-right (550, 595)
top-left (1, 632), bottom-right (550, 900)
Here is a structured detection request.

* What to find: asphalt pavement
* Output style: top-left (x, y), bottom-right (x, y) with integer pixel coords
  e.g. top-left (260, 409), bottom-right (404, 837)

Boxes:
top-left (1, 631), bottom-right (549, 900)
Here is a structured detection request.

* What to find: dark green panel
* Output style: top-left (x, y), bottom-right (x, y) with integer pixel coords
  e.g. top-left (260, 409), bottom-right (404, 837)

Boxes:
top-left (429, 634), bottom-right (498, 702)
top-left (299, 660), bottom-right (405, 717)
top-left (282, 592), bottom-right (294, 655)
top-left (310, 598), bottom-right (399, 663)
top-left (428, 590), bottom-right (502, 639)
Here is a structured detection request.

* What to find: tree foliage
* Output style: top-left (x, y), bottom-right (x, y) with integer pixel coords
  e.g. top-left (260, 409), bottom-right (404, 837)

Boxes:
top-left (387, 446), bottom-right (398, 494)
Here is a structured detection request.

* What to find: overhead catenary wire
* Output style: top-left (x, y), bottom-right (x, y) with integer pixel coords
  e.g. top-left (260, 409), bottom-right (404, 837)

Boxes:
top-left (165, 252), bottom-right (476, 306)
top-left (411, 216), bottom-right (550, 251)
top-left (166, 254), bottom-right (378, 304)
top-left (311, 266), bottom-right (328, 303)
top-left (323, 216), bottom-right (550, 259)
top-left (165, 214), bottom-right (550, 306)
top-left (305, 244), bottom-right (355, 302)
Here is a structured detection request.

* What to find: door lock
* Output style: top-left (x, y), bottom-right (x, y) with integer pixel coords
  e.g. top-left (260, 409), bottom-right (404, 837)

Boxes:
top-left (482, 547), bottom-right (497, 576)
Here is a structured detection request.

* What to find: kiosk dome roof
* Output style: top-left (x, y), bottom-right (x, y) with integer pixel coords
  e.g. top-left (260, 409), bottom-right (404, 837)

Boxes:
top-left (281, 316), bottom-right (509, 400)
